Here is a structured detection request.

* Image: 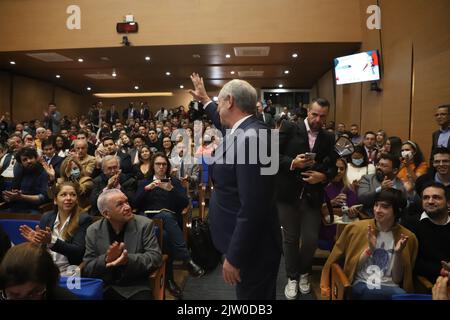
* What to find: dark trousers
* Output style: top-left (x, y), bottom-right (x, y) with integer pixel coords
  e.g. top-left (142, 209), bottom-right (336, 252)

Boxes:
top-left (235, 248), bottom-right (281, 300)
top-left (278, 198), bottom-right (322, 279)
top-left (152, 210), bottom-right (190, 261)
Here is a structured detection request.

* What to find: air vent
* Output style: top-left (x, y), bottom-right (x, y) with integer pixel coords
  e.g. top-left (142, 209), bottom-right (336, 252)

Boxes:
top-left (26, 53), bottom-right (73, 62)
top-left (238, 71), bottom-right (264, 77)
top-left (234, 46), bottom-right (270, 57)
top-left (84, 73), bottom-right (116, 80)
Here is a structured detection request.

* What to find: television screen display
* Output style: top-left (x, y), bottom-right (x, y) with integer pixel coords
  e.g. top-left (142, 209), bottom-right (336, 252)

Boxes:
top-left (334, 50), bottom-right (380, 85)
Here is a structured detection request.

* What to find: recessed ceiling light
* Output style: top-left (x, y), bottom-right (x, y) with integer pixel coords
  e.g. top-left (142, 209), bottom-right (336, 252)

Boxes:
top-left (145, 56), bottom-right (150, 61)
top-left (225, 54), bottom-right (231, 59)
top-left (230, 71), bottom-right (235, 75)
top-left (179, 85), bottom-right (184, 89)
top-left (86, 87), bottom-right (91, 91)
top-left (276, 94), bottom-right (279, 96)
top-left (134, 85), bottom-right (139, 90)
top-left (165, 72), bottom-right (171, 76)
top-left (77, 58), bottom-right (84, 62)
top-left (192, 54), bottom-right (201, 59)
top-left (9, 61), bottom-right (15, 65)
top-left (284, 70), bottom-right (290, 74)
top-left (292, 53), bottom-right (299, 58)
top-left (56, 74), bottom-right (61, 79)
top-left (270, 94), bottom-right (273, 96)
top-left (278, 84), bottom-right (283, 88)
top-left (112, 71), bottom-right (117, 77)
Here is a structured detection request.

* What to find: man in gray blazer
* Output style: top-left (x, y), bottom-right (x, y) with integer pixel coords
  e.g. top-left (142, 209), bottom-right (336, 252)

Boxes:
top-left (358, 153), bottom-right (412, 217)
top-left (82, 189), bottom-right (162, 300)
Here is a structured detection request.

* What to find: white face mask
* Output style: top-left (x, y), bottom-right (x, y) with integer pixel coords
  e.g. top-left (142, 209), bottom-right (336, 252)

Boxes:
top-left (401, 150), bottom-right (413, 159)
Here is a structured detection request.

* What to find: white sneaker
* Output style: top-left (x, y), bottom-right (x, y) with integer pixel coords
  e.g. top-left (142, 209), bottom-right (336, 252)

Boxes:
top-left (299, 273), bottom-right (311, 294)
top-left (284, 279), bottom-right (298, 300)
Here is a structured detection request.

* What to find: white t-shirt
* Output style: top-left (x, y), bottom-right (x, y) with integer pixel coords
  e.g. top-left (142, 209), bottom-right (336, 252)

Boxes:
top-left (346, 163), bottom-right (376, 183)
top-left (354, 230), bottom-right (397, 287)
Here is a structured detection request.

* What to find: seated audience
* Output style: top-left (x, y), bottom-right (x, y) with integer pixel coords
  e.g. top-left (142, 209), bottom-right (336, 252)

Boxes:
top-left (20, 182), bottom-right (91, 275)
top-left (90, 155), bottom-right (136, 215)
top-left (46, 156), bottom-right (94, 211)
top-left (2, 147), bottom-right (49, 213)
top-left (82, 189), bottom-right (162, 300)
top-left (74, 139), bottom-right (96, 176)
top-left (0, 242), bottom-right (78, 299)
top-left (402, 183), bottom-right (450, 283)
top-left (358, 153), bottom-right (413, 217)
top-left (133, 152), bottom-right (205, 298)
top-left (346, 145), bottom-right (376, 186)
top-left (415, 147), bottom-right (450, 195)
top-left (397, 140), bottom-right (428, 183)
top-left (132, 145), bottom-right (152, 181)
top-left (320, 188), bottom-right (418, 300)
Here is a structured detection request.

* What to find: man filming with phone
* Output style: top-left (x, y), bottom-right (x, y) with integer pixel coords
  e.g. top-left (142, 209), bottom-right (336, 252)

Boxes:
top-left (277, 98), bottom-right (337, 299)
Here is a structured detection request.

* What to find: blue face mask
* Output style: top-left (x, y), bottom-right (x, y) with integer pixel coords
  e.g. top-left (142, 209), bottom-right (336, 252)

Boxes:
top-left (352, 158), bottom-right (364, 167)
top-left (71, 168), bottom-right (81, 178)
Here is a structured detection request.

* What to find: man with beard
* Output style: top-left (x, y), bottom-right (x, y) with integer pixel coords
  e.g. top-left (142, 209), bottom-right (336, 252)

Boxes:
top-left (1, 147), bottom-right (49, 213)
top-left (402, 183), bottom-right (450, 283)
top-left (358, 153), bottom-right (411, 217)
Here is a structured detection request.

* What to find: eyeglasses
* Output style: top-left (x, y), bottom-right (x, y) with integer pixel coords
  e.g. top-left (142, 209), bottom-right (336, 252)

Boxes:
top-left (435, 113), bottom-right (448, 117)
top-left (154, 162), bottom-right (167, 167)
top-left (1, 288), bottom-right (46, 300)
top-left (433, 160), bottom-right (450, 165)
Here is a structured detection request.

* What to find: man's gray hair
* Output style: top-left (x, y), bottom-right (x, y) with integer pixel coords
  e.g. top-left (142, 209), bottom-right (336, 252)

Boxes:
top-left (97, 188), bottom-right (124, 215)
top-left (218, 79), bottom-right (257, 115)
top-left (101, 155), bottom-right (121, 170)
top-left (74, 139), bottom-right (88, 148)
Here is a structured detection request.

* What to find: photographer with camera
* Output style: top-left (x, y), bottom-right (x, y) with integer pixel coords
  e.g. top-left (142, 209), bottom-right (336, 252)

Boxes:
top-left (277, 98), bottom-right (337, 299)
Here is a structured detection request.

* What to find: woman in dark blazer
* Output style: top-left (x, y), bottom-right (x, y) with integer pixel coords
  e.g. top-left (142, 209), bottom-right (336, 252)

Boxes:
top-left (19, 182), bottom-right (91, 275)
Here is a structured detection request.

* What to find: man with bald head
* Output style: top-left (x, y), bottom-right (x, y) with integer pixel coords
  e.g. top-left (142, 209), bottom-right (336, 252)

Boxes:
top-left (74, 139), bottom-right (96, 176)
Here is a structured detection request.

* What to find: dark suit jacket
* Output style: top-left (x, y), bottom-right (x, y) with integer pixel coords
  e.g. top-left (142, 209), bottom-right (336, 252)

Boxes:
top-left (204, 103), bottom-right (282, 270)
top-left (82, 215), bottom-right (162, 299)
top-left (122, 108), bottom-right (139, 120)
top-left (48, 155), bottom-right (64, 178)
top-left (106, 110), bottom-right (120, 124)
top-left (276, 119), bottom-right (337, 205)
top-left (257, 112), bottom-right (275, 129)
top-left (90, 173), bottom-right (137, 215)
top-left (431, 129), bottom-right (450, 162)
top-left (39, 211), bottom-right (92, 265)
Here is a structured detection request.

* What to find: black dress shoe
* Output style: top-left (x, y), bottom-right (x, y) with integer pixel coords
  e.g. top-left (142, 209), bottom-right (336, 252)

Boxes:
top-left (185, 260), bottom-right (205, 278)
top-left (166, 279), bottom-right (183, 299)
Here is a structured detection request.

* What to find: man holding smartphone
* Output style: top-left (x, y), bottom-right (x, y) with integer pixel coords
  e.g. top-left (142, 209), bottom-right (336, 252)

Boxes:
top-left (277, 98), bottom-right (337, 299)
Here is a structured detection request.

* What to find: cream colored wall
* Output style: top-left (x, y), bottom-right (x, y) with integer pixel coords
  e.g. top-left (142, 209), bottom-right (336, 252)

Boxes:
top-left (0, 0), bottom-right (362, 52)
top-left (311, 0), bottom-right (450, 160)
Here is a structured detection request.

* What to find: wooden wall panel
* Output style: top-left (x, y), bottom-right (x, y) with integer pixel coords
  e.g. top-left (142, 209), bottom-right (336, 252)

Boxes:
top-left (0, 71), bottom-right (11, 118)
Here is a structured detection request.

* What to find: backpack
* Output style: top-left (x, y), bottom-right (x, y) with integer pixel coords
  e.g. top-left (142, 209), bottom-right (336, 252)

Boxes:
top-left (188, 217), bottom-right (221, 272)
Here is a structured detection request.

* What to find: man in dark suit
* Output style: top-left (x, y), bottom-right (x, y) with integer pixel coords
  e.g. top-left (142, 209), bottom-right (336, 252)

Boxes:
top-left (41, 140), bottom-right (64, 178)
top-left (431, 105), bottom-right (450, 163)
top-left (106, 104), bottom-right (120, 124)
top-left (189, 73), bottom-right (282, 300)
top-left (256, 101), bottom-right (274, 128)
top-left (122, 103), bottom-right (139, 121)
top-left (83, 189), bottom-right (162, 300)
top-left (277, 97), bottom-right (337, 299)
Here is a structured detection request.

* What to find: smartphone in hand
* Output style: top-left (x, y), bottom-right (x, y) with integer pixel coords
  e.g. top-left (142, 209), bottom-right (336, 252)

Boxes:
top-left (305, 152), bottom-right (316, 160)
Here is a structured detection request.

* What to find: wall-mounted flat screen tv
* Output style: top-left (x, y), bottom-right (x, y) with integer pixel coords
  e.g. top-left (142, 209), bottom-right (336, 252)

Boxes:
top-left (334, 50), bottom-right (380, 85)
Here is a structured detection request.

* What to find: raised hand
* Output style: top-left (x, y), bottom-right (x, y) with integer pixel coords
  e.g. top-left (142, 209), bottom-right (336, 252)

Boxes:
top-left (189, 73), bottom-right (211, 104)
top-left (42, 162), bottom-right (56, 181)
top-left (394, 233), bottom-right (409, 253)
top-left (381, 176), bottom-right (393, 189)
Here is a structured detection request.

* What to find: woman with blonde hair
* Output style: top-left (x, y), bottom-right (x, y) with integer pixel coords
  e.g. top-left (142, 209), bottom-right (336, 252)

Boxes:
top-left (19, 182), bottom-right (92, 276)
top-left (44, 156), bottom-right (93, 211)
